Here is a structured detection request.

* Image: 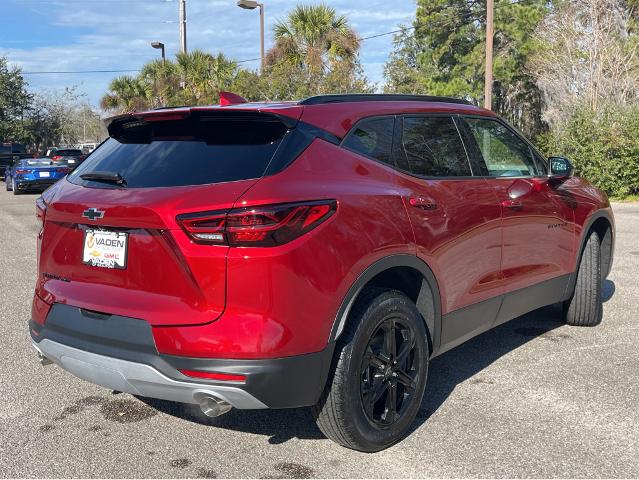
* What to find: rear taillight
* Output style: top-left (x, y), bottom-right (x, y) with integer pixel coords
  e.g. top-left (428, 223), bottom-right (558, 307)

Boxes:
top-left (51, 155), bottom-right (61, 160)
top-left (177, 200), bottom-right (337, 247)
top-left (35, 197), bottom-right (47, 226)
top-left (15, 169), bottom-right (31, 174)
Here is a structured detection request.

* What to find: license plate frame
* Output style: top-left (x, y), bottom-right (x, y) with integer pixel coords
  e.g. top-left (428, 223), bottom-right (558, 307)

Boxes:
top-left (82, 229), bottom-right (128, 270)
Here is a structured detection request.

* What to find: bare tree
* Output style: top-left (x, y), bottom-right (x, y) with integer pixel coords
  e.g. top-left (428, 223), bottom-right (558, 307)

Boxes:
top-left (529, 0), bottom-right (639, 126)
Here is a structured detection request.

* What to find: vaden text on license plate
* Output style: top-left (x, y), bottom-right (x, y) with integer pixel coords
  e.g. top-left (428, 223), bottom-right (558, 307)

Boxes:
top-left (82, 230), bottom-right (128, 269)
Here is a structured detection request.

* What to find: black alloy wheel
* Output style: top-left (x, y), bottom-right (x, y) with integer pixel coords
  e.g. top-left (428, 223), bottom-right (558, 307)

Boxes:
top-left (360, 317), bottom-right (419, 427)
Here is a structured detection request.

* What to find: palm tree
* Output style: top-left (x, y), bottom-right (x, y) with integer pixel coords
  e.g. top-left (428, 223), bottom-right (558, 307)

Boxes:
top-left (269, 4), bottom-right (360, 73)
top-left (140, 59), bottom-right (179, 108)
top-left (100, 76), bottom-right (149, 113)
top-left (209, 53), bottom-right (239, 93)
top-left (175, 49), bottom-right (215, 104)
top-left (174, 50), bottom-right (239, 105)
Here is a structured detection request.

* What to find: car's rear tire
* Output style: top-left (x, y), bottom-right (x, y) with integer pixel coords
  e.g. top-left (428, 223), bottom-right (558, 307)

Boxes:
top-left (5, 177), bottom-right (11, 191)
top-left (11, 177), bottom-right (20, 195)
top-left (312, 288), bottom-right (429, 452)
top-left (563, 230), bottom-right (602, 326)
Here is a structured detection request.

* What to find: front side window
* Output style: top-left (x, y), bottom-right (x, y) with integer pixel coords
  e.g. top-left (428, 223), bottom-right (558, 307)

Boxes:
top-left (342, 117), bottom-right (395, 166)
top-left (464, 117), bottom-right (540, 177)
top-left (397, 116), bottom-right (472, 177)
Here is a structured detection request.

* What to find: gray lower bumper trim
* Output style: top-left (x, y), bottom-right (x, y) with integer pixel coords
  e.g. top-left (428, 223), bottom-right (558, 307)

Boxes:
top-left (33, 339), bottom-right (267, 410)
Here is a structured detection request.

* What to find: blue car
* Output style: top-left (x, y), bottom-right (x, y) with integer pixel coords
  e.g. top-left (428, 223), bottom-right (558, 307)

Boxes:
top-left (5, 158), bottom-right (71, 195)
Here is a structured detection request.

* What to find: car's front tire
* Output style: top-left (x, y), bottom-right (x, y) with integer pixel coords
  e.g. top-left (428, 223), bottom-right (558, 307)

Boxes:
top-left (312, 288), bottom-right (429, 452)
top-left (563, 230), bottom-right (602, 326)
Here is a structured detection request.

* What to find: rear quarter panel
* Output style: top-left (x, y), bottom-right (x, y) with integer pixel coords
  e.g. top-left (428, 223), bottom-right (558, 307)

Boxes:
top-left (153, 139), bottom-right (417, 358)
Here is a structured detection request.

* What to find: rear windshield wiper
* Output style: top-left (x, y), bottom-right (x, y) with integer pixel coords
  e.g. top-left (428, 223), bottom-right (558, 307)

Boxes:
top-left (80, 171), bottom-right (127, 187)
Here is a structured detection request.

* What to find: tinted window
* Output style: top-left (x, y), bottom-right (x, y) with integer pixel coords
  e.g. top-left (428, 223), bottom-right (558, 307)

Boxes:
top-left (56, 149), bottom-right (83, 156)
top-left (464, 118), bottom-right (539, 177)
top-left (1, 143), bottom-right (25, 154)
top-left (342, 117), bottom-right (394, 165)
top-left (25, 159), bottom-right (53, 167)
top-left (398, 116), bottom-right (471, 177)
top-left (69, 115), bottom-right (288, 188)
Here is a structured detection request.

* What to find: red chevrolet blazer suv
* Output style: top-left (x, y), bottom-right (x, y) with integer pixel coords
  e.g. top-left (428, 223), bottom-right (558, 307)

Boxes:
top-left (30, 94), bottom-right (614, 451)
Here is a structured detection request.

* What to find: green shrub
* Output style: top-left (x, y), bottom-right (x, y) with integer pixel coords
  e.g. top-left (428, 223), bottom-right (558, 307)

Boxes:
top-left (538, 106), bottom-right (639, 199)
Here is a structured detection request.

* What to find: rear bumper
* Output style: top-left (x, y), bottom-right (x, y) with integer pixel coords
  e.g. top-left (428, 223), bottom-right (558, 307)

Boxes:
top-left (15, 178), bottom-right (57, 190)
top-left (30, 303), bottom-right (334, 409)
top-left (32, 339), bottom-right (267, 409)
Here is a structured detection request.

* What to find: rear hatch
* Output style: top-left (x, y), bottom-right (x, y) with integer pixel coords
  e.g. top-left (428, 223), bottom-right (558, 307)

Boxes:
top-left (36, 108), bottom-right (299, 326)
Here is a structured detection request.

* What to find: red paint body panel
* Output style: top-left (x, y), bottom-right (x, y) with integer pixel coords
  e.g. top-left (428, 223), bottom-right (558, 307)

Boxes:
top-left (489, 177), bottom-right (576, 293)
top-left (152, 140), bottom-right (415, 358)
top-left (394, 173), bottom-right (503, 314)
top-left (36, 179), bottom-right (258, 326)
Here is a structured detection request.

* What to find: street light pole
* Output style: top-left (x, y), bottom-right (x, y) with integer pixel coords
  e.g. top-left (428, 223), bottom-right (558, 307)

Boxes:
top-left (237, 0), bottom-right (265, 72)
top-left (179, 0), bottom-right (187, 54)
top-left (151, 41), bottom-right (166, 65)
top-left (484, 0), bottom-right (494, 110)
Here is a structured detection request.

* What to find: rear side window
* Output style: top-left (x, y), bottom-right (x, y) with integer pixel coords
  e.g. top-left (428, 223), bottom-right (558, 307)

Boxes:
top-left (68, 114), bottom-right (288, 188)
top-left (397, 116), bottom-right (472, 177)
top-left (342, 117), bottom-right (395, 166)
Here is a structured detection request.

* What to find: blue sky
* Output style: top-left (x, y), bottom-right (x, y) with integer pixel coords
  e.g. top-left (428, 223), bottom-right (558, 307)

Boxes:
top-left (2, 0), bottom-right (417, 108)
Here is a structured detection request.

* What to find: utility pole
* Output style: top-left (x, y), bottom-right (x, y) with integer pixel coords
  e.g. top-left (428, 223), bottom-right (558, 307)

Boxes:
top-left (179, 0), bottom-right (187, 54)
top-left (484, 0), bottom-right (494, 110)
top-left (259, 3), bottom-right (265, 72)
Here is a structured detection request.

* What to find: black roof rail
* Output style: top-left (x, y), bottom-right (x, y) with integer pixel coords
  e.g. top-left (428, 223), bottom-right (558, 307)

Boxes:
top-left (299, 94), bottom-right (473, 106)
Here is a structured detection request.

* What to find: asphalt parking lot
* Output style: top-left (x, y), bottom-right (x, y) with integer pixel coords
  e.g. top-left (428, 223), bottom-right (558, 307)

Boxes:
top-left (0, 188), bottom-right (638, 479)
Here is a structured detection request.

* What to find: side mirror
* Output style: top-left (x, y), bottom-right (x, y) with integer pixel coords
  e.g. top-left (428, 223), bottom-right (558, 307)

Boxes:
top-left (549, 156), bottom-right (573, 179)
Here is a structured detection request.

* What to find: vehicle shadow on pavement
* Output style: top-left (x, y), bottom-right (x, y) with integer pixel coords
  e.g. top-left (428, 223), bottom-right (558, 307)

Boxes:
top-left (141, 285), bottom-right (616, 446)
top-left (140, 396), bottom-right (323, 444)
top-left (412, 283), bottom-right (615, 433)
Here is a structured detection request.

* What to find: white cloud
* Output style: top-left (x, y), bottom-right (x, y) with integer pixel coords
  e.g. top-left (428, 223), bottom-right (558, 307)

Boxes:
top-left (4, 0), bottom-right (416, 106)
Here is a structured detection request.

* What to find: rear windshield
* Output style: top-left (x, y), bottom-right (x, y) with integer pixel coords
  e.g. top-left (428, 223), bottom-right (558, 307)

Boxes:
top-left (56, 149), bottom-right (82, 156)
top-left (54, 157), bottom-right (80, 165)
top-left (68, 114), bottom-right (289, 188)
top-left (26, 159), bottom-right (53, 167)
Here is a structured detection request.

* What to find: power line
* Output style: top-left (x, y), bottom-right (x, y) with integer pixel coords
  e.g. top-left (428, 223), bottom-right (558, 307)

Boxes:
top-left (22, 69), bottom-right (142, 74)
top-left (17, 1), bottom-right (524, 76)
top-left (18, 26), bottom-right (408, 75)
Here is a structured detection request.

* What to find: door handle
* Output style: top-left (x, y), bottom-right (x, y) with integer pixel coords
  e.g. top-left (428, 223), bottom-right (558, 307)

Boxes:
top-left (409, 196), bottom-right (438, 210)
top-left (501, 199), bottom-right (523, 210)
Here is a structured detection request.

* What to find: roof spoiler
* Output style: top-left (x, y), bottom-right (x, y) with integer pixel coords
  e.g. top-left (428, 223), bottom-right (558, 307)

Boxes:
top-left (219, 91), bottom-right (248, 106)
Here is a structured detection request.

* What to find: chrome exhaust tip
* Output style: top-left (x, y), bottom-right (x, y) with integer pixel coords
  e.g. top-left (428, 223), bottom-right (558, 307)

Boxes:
top-left (39, 354), bottom-right (53, 366)
top-left (33, 344), bottom-right (53, 366)
top-left (194, 393), bottom-right (232, 417)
